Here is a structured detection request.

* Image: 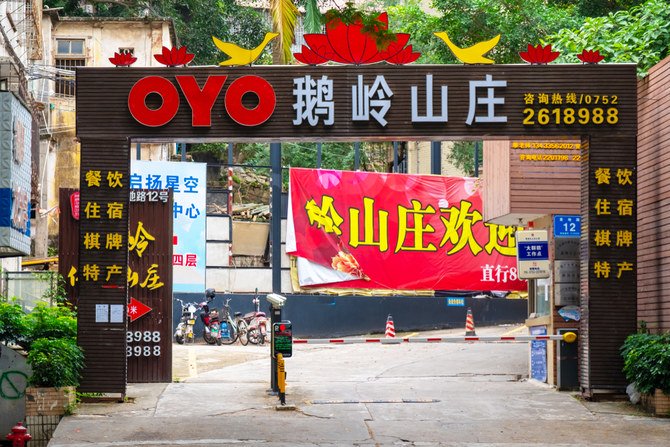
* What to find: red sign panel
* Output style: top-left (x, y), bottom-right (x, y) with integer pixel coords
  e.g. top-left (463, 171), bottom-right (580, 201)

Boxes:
top-left (70, 191), bottom-right (80, 220)
top-left (287, 168), bottom-right (526, 292)
top-left (128, 297), bottom-right (152, 322)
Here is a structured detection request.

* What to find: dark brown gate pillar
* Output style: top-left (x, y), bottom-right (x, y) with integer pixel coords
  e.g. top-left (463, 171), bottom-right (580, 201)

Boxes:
top-left (580, 132), bottom-right (637, 396)
top-left (77, 138), bottom-right (130, 394)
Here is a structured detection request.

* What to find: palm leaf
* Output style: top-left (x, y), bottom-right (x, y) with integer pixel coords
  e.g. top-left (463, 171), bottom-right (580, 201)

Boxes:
top-left (304, 0), bottom-right (322, 34)
top-left (271, 0), bottom-right (300, 64)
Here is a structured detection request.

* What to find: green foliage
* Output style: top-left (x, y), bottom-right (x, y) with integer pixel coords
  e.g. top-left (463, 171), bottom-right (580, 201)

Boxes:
top-left (27, 338), bottom-right (84, 388)
top-left (549, 0), bottom-right (645, 17)
top-left (24, 303), bottom-right (78, 345)
top-left (0, 301), bottom-right (30, 346)
top-left (431, 0), bottom-right (582, 64)
top-left (190, 143), bottom-right (227, 157)
top-left (548, 0), bottom-right (670, 77)
top-left (621, 332), bottom-right (670, 394)
top-left (272, 0), bottom-right (300, 63)
top-left (235, 142), bottom-right (384, 189)
top-left (386, 0), bottom-right (442, 64)
top-left (301, 0), bottom-right (324, 33)
top-left (44, 1), bottom-right (270, 66)
top-left (36, 273), bottom-right (70, 306)
top-left (446, 141), bottom-right (482, 177)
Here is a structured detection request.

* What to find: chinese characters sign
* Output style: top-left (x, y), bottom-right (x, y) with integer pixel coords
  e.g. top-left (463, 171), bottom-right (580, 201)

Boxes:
top-left (131, 161), bottom-right (206, 293)
top-left (0, 93), bottom-right (32, 256)
top-left (287, 168), bottom-right (526, 291)
top-left (75, 65), bottom-right (635, 141)
top-left (516, 230), bottom-right (550, 279)
top-left (591, 166), bottom-right (635, 281)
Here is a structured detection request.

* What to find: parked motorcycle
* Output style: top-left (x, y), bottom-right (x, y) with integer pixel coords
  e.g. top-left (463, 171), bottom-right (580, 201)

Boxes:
top-left (200, 288), bottom-right (223, 346)
top-left (243, 289), bottom-right (268, 345)
top-left (174, 299), bottom-right (198, 344)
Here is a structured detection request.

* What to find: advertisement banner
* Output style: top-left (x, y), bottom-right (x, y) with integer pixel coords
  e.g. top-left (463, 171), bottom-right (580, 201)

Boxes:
top-left (0, 92), bottom-right (32, 256)
top-left (130, 161), bottom-right (206, 293)
top-left (287, 168), bottom-right (526, 292)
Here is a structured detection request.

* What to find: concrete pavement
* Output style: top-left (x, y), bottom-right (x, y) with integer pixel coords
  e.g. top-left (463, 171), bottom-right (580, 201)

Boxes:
top-left (48, 326), bottom-right (670, 446)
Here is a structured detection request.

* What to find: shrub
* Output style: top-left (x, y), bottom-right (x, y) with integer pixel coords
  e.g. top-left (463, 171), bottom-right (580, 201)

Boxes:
top-left (24, 302), bottom-right (78, 345)
top-left (621, 332), bottom-right (670, 395)
top-left (27, 337), bottom-right (84, 388)
top-left (0, 300), bottom-right (30, 347)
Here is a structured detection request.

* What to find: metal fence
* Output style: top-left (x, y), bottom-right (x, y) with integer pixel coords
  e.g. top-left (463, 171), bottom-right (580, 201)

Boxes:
top-left (0, 270), bottom-right (58, 311)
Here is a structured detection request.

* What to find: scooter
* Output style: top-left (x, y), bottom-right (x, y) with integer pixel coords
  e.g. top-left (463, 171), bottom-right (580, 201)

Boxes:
top-left (200, 288), bottom-right (223, 346)
top-left (243, 289), bottom-right (268, 345)
top-left (174, 299), bottom-right (198, 344)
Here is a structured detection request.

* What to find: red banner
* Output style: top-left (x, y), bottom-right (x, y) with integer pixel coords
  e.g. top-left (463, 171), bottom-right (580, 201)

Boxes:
top-left (287, 168), bottom-right (527, 292)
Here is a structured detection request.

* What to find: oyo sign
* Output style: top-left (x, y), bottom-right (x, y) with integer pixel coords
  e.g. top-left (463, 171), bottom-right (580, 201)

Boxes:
top-left (128, 75), bottom-right (276, 127)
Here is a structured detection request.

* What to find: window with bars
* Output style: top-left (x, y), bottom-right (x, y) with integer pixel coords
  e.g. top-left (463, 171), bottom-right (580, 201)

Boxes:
top-left (55, 39), bottom-right (85, 96)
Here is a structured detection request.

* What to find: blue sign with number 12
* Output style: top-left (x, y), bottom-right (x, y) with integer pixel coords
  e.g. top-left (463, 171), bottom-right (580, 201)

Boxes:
top-left (554, 215), bottom-right (581, 238)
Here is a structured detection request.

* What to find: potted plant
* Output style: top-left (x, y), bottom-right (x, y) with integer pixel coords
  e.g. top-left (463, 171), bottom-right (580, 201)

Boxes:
top-left (621, 330), bottom-right (670, 416)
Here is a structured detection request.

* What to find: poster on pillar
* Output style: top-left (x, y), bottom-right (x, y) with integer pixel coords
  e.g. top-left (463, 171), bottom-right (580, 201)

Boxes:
top-left (130, 161), bottom-right (206, 293)
top-left (286, 168), bottom-right (527, 292)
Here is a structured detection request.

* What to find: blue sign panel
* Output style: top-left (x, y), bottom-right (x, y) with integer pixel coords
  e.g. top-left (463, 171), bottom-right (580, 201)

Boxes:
top-left (446, 297), bottom-right (465, 307)
top-left (517, 241), bottom-right (549, 261)
top-left (530, 325), bottom-right (547, 382)
top-left (553, 215), bottom-right (581, 238)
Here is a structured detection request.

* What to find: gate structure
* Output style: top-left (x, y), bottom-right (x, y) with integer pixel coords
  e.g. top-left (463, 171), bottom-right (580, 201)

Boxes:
top-left (75, 64), bottom-right (637, 397)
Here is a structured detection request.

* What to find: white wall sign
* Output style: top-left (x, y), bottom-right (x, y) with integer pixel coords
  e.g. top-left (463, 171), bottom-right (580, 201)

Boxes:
top-left (516, 230), bottom-right (550, 279)
top-left (130, 161), bottom-right (207, 293)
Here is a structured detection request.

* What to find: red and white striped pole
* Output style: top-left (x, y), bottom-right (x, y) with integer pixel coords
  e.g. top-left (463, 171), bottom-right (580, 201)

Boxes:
top-left (228, 166), bottom-right (234, 266)
top-left (293, 333), bottom-right (577, 345)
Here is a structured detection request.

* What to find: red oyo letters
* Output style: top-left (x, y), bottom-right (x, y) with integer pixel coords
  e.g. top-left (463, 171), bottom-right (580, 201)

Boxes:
top-left (128, 75), bottom-right (276, 127)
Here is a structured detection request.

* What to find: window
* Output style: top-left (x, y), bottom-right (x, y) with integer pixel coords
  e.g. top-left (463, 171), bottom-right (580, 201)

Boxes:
top-left (55, 39), bottom-right (85, 96)
top-left (57, 39), bottom-right (84, 55)
top-left (533, 278), bottom-right (551, 317)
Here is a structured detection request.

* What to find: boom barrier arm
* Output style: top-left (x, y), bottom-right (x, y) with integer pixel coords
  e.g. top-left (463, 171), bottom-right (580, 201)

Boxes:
top-left (293, 333), bottom-right (577, 345)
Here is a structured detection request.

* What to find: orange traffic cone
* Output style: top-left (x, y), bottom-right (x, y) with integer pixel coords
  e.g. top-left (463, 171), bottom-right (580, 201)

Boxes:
top-left (385, 314), bottom-right (396, 338)
top-left (465, 307), bottom-right (476, 336)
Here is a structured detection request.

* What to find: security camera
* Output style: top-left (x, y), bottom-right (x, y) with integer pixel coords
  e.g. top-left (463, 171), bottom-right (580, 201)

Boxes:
top-left (266, 293), bottom-right (286, 308)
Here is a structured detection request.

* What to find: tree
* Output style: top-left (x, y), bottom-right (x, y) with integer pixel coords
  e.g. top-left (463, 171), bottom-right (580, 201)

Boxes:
top-left (271, 0), bottom-right (299, 64)
top-left (43, 1), bottom-right (270, 66)
top-left (430, 0), bottom-right (582, 64)
top-left (386, 0), bottom-right (442, 64)
top-left (549, 0), bottom-right (645, 17)
top-left (548, 0), bottom-right (670, 77)
top-left (446, 141), bottom-right (482, 177)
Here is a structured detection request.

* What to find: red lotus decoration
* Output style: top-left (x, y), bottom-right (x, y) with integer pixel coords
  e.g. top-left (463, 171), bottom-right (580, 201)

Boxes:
top-left (154, 46), bottom-right (195, 66)
top-left (577, 49), bottom-right (604, 64)
top-left (293, 12), bottom-right (420, 65)
top-left (519, 44), bottom-right (560, 64)
top-left (109, 52), bottom-right (137, 67)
